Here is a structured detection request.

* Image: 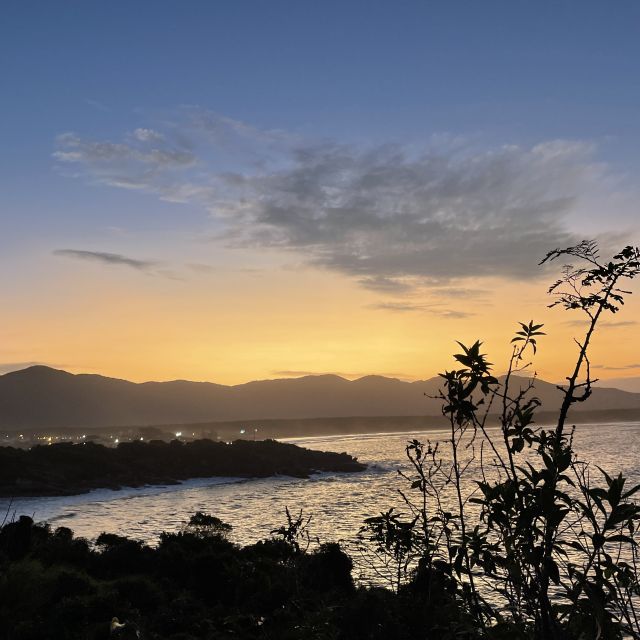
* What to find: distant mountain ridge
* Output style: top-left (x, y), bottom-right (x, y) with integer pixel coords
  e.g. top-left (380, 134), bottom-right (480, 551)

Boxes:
top-left (1, 365), bottom-right (640, 430)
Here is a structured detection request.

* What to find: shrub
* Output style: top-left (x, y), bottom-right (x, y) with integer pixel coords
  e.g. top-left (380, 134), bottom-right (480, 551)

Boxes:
top-left (358, 242), bottom-right (640, 639)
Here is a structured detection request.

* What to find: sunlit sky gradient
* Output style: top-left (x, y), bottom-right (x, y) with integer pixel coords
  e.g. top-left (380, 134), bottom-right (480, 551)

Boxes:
top-left (2, 1), bottom-right (639, 385)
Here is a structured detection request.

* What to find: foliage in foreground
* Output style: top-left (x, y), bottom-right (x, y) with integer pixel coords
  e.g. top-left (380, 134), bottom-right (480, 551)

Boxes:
top-left (357, 242), bottom-right (640, 639)
top-left (0, 512), bottom-right (474, 640)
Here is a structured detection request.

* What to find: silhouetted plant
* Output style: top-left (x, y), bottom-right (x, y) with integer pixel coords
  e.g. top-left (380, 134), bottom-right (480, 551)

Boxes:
top-left (356, 507), bottom-right (422, 592)
top-left (270, 506), bottom-right (313, 553)
top-left (361, 241), bottom-right (640, 639)
top-left (184, 511), bottom-right (233, 539)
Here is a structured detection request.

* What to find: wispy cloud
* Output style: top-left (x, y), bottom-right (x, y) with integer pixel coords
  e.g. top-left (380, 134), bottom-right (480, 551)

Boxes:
top-left (594, 363), bottom-right (640, 371)
top-left (54, 110), bottom-right (630, 293)
top-left (563, 319), bottom-right (638, 328)
top-left (367, 301), bottom-right (474, 318)
top-left (358, 276), bottom-right (414, 295)
top-left (368, 302), bottom-right (426, 313)
top-left (53, 249), bottom-right (159, 272)
top-left (602, 320), bottom-right (638, 328)
top-left (430, 287), bottom-right (490, 300)
top-left (436, 309), bottom-right (476, 319)
top-left (132, 128), bottom-right (165, 143)
top-left (53, 129), bottom-right (196, 195)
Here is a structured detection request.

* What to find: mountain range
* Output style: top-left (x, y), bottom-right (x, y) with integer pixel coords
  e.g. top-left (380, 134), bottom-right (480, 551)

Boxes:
top-left (1, 366), bottom-right (640, 431)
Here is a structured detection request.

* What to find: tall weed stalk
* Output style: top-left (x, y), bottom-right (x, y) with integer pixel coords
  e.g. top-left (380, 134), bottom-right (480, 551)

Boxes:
top-left (359, 242), bottom-right (640, 639)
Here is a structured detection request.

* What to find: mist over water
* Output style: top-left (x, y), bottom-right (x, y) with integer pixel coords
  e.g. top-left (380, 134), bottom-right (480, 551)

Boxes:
top-left (3, 423), bottom-right (640, 549)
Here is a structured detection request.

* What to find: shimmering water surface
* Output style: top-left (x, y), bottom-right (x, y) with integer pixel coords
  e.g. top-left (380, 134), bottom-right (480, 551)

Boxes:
top-left (3, 422), bottom-right (640, 548)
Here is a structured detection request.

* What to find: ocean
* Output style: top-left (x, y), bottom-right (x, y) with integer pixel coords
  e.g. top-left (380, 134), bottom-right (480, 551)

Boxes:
top-left (3, 422), bottom-right (640, 554)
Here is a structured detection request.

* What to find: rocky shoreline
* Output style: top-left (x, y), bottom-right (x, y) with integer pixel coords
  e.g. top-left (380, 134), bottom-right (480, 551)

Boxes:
top-left (0, 438), bottom-right (366, 497)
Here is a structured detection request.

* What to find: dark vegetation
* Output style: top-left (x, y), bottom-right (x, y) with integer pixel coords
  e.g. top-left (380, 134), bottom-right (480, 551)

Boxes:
top-left (0, 439), bottom-right (365, 497)
top-left (2, 241), bottom-right (640, 639)
top-left (0, 511), bottom-right (472, 640)
top-left (355, 242), bottom-right (640, 639)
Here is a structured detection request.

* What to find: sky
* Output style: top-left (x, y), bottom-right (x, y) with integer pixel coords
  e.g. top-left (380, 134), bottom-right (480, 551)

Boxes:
top-left (1, 1), bottom-right (640, 386)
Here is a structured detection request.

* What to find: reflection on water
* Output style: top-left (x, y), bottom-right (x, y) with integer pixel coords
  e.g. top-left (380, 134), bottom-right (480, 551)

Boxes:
top-left (2, 422), bottom-right (639, 548)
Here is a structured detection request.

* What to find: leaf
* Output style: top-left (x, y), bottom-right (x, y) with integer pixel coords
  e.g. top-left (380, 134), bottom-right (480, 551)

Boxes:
top-left (546, 558), bottom-right (561, 585)
top-left (510, 437), bottom-right (524, 454)
top-left (606, 504), bottom-right (640, 529)
top-left (606, 534), bottom-right (637, 546)
top-left (622, 483), bottom-right (640, 500)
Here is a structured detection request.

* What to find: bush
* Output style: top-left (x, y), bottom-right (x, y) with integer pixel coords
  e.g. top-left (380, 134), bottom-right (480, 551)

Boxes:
top-left (356, 242), bottom-right (640, 639)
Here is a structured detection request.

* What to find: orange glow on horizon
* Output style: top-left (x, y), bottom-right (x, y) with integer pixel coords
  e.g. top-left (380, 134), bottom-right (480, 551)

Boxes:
top-left (3, 252), bottom-right (639, 386)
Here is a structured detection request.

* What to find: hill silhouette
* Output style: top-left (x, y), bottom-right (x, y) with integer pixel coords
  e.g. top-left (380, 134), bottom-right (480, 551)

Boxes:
top-left (1, 366), bottom-right (640, 430)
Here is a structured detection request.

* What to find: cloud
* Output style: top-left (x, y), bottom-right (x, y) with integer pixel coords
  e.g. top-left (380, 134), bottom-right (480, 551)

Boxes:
top-left (218, 140), bottom-right (595, 285)
top-left (186, 109), bottom-right (290, 147)
top-left (369, 302), bottom-right (425, 312)
top-left (430, 287), bottom-right (490, 300)
top-left (54, 133), bottom-right (194, 169)
top-left (53, 130), bottom-right (196, 196)
top-left (562, 319), bottom-right (590, 328)
top-left (368, 301), bottom-right (474, 318)
top-left (436, 309), bottom-right (476, 319)
top-left (602, 320), bottom-right (638, 328)
top-left (132, 128), bottom-right (164, 143)
top-left (594, 363), bottom-right (640, 371)
top-left (55, 111), bottom-right (629, 293)
top-left (53, 249), bottom-right (159, 272)
top-left (357, 276), bottom-right (414, 294)
top-left (563, 319), bottom-right (638, 329)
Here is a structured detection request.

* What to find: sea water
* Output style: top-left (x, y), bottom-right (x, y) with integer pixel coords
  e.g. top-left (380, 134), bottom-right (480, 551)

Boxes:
top-left (2, 422), bottom-right (639, 550)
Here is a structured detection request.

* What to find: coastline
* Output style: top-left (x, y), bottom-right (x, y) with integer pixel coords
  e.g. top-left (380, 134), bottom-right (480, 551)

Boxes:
top-left (124, 408), bottom-right (640, 441)
top-left (0, 438), bottom-right (366, 498)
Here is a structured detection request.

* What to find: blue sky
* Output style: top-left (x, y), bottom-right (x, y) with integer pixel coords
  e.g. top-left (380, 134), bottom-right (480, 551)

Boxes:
top-left (3, 1), bottom-right (640, 238)
top-left (4, 2), bottom-right (640, 156)
top-left (1, 1), bottom-right (640, 383)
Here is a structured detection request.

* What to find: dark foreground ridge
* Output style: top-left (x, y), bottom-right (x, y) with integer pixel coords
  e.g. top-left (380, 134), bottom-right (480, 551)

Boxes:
top-left (0, 439), bottom-right (365, 497)
top-left (0, 514), bottom-right (468, 640)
